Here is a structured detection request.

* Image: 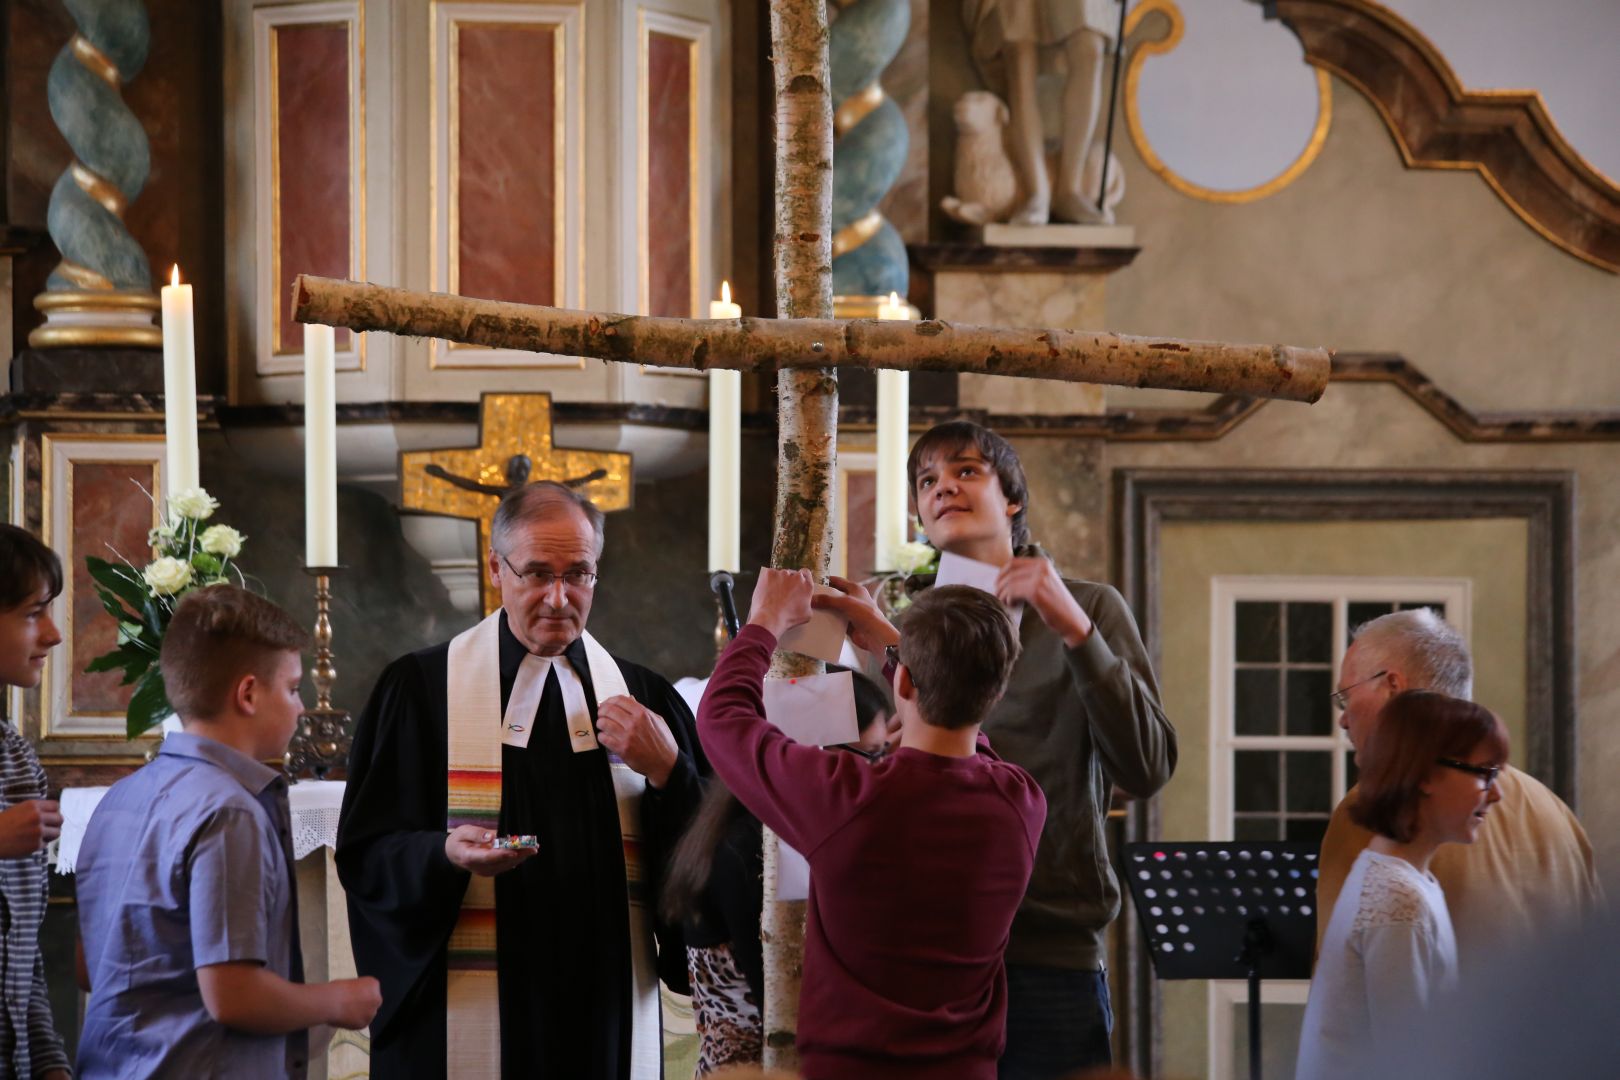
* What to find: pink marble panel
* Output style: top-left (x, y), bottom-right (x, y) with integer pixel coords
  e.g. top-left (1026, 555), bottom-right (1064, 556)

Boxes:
top-left (456, 23), bottom-right (557, 305)
top-left (647, 32), bottom-right (694, 317)
top-left (845, 470), bottom-right (877, 579)
top-left (275, 22), bottom-right (353, 352)
top-left (70, 462), bottom-right (158, 715)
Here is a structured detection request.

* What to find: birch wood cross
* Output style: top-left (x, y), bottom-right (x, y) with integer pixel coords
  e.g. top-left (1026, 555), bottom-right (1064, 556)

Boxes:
top-left (291, 2), bottom-right (1331, 1067)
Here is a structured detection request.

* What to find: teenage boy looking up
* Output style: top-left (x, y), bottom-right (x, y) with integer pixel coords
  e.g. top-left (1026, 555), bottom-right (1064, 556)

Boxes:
top-left (0, 525), bottom-right (70, 1080)
top-left (817, 420), bottom-right (1176, 1079)
top-left (700, 568), bottom-right (1045, 1080)
top-left (75, 586), bottom-right (381, 1080)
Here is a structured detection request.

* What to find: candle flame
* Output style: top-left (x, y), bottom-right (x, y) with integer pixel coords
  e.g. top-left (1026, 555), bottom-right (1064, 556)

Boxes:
top-left (170, 265), bottom-right (181, 287)
top-left (889, 291), bottom-right (900, 306)
top-left (721, 280), bottom-right (732, 305)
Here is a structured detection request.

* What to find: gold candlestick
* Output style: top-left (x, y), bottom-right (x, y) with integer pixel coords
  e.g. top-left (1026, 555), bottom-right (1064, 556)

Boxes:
top-left (285, 567), bottom-right (354, 779)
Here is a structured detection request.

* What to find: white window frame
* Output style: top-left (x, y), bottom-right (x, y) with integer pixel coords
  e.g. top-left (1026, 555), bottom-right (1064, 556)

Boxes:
top-left (1204, 574), bottom-right (1471, 1080)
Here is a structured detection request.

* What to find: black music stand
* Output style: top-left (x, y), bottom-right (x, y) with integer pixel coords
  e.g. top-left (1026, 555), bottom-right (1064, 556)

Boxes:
top-left (1123, 841), bottom-right (1320, 1080)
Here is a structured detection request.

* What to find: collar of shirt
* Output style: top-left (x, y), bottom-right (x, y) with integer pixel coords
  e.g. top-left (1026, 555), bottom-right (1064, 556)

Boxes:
top-left (158, 729), bottom-right (286, 796)
top-left (496, 610), bottom-right (591, 687)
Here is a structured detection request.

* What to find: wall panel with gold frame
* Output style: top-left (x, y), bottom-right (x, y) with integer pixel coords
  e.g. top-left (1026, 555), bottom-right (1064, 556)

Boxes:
top-left (429, 1), bottom-right (586, 371)
top-left (623, 6), bottom-right (712, 379)
top-left (38, 434), bottom-right (167, 744)
top-left (252, 0), bottom-right (366, 377)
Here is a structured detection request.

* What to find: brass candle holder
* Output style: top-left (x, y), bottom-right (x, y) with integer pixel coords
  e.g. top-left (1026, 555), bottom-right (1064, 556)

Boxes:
top-left (285, 566), bottom-right (354, 779)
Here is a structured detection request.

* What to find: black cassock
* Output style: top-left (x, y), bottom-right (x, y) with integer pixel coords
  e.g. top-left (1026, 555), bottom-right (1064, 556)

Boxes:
top-left (336, 613), bottom-right (705, 1079)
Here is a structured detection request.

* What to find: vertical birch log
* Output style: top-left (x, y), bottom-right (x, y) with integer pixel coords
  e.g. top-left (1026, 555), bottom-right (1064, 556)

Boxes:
top-left (761, 0), bottom-right (837, 1068)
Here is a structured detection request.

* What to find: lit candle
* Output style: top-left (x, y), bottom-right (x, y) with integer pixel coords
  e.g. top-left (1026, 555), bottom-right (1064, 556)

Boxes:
top-left (304, 323), bottom-right (339, 567)
top-left (160, 266), bottom-right (200, 494)
top-left (875, 291), bottom-right (911, 571)
top-left (708, 282), bottom-right (742, 572)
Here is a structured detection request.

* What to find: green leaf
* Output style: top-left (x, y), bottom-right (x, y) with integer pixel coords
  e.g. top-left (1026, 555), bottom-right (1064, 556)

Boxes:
top-left (86, 556), bottom-right (149, 611)
top-left (126, 668), bottom-right (173, 740)
top-left (191, 551), bottom-right (222, 576)
top-left (84, 644), bottom-right (147, 675)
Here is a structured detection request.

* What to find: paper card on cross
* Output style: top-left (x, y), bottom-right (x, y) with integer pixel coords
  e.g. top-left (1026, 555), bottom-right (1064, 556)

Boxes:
top-left (762, 669), bottom-right (859, 747)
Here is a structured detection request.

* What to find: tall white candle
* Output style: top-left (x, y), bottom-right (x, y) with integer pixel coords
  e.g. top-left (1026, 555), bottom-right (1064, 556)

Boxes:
top-left (304, 323), bottom-right (339, 567)
top-left (708, 282), bottom-right (742, 571)
top-left (875, 292), bottom-right (911, 571)
top-left (159, 265), bottom-right (200, 494)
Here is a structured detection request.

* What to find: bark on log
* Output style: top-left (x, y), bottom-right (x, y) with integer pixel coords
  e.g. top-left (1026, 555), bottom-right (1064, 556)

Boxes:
top-left (759, 0), bottom-right (836, 1068)
top-left (291, 275), bottom-right (1332, 403)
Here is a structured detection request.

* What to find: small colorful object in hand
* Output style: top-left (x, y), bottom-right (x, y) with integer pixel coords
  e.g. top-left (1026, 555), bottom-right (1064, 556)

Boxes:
top-left (490, 835), bottom-right (540, 851)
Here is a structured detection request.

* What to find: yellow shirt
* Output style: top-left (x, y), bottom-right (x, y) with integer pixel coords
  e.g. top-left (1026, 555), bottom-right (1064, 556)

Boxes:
top-left (1315, 765), bottom-right (1604, 974)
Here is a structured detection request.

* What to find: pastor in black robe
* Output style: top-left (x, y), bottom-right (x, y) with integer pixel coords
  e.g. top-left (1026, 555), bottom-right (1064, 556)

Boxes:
top-left (336, 612), bottom-right (706, 1079)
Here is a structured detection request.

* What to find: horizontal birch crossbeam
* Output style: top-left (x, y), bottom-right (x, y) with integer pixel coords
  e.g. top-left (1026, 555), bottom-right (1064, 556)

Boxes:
top-left (293, 275), bottom-right (1332, 403)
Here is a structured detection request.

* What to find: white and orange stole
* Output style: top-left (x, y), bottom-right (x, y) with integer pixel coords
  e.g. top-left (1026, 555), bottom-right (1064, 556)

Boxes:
top-left (444, 610), bottom-right (662, 1078)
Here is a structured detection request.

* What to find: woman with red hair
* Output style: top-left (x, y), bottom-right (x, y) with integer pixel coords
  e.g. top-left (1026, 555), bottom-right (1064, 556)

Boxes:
top-left (1296, 690), bottom-right (1507, 1080)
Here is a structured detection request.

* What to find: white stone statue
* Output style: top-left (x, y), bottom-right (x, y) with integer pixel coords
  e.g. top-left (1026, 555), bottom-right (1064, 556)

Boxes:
top-left (947, 0), bottom-right (1125, 226)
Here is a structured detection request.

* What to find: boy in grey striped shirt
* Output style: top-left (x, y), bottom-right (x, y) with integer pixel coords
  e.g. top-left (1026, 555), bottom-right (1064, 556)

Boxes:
top-left (0, 525), bottom-right (70, 1080)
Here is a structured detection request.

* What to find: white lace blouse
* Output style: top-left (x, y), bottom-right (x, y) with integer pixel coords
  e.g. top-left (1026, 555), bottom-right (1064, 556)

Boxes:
top-left (1296, 849), bottom-right (1458, 1080)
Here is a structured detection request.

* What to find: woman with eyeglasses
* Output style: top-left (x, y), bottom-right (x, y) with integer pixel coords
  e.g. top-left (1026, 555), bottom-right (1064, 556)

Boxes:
top-left (1296, 690), bottom-right (1507, 1080)
top-left (662, 667), bottom-right (894, 1077)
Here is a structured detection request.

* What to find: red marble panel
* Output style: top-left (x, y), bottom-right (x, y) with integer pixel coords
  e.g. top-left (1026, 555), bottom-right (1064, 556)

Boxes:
top-left (69, 462), bottom-right (157, 715)
top-left (275, 22), bottom-right (353, 353)
top-left (845, 470), bottom-right (877, 579)
top-left (647, 32), bottom-right (694, 317)
top-left (456, 23), bottom-right (557, 306)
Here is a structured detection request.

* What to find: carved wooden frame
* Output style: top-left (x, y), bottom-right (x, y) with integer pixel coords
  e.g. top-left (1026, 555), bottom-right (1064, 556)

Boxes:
top-left (1111, 467), bottom-right (1577, 1077)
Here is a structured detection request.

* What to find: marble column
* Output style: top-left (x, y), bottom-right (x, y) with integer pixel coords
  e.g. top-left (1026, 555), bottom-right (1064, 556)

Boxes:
top-left (830, 0), bottom-right (911, 309)
top-left (29, 0), bottom-right (160, 348)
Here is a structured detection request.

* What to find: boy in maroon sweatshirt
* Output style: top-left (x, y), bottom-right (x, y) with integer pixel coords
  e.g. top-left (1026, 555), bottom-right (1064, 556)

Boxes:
top-left (698, 568), bottom-right (1046, 1079)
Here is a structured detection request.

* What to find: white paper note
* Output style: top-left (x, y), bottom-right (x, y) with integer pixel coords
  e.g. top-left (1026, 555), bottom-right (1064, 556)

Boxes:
top-left (934, 551), bottom-right (1024, 627)
top-left (762, 669), bottom-right (859, 746)
top-left (777, 585), bottom-right (850, 663)
top-left (776, 842), bottom-right (811, 901)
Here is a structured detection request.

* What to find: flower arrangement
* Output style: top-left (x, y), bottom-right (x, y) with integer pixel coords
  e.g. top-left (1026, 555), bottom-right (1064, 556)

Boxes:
top-left (872, 540), bottom-right (939, 615)
top-left (85, 486), bottom-right (251, 738)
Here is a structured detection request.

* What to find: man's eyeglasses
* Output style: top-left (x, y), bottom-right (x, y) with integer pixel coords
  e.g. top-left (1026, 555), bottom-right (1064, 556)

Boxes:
top-left (1330, 669), bottom-right (1388, 711)
top-left (834, 742), bottom-right (889, 763)
top-left (883, 643), bottom-right (917, 689)
top-left (1436, 757), bottom-right (1502, 788)
top-left (499, 553), bottom-right (598, 591)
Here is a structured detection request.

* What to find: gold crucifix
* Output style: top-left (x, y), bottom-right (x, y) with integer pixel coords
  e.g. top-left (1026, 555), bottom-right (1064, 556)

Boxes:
top-left (400, 392), bottom-right (631, 615)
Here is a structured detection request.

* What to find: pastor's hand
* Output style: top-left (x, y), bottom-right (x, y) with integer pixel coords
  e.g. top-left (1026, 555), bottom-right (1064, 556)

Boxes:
top-left (0, 799), bottom-right (62, 858)
top-left (597, 695), bottom-right (679, 788)
top-left (995, 556), bottom-right (1092, 646)
top-left (445, 825), bottom-right (537, 877)
top-left (815, 575), bottom-right (900, 655)
top-left (747, 567), bottom-right (815, 639)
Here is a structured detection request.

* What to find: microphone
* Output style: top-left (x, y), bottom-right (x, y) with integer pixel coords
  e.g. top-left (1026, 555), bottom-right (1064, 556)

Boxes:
top-left (709, 571), bottom-right (741, 640)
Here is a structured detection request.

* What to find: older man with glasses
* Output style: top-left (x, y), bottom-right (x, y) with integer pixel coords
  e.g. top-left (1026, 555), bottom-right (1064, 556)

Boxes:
top-left (1317, 607), bottom-right (1603, 974)
top-left (338, 482), bottom-right (705, 1080)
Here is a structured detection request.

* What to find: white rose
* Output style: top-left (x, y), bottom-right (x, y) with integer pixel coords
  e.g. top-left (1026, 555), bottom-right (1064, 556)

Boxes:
top-left (894, 541), bottom-right (939, 575)
top-left (143, 557), bottom-right (193, 596)
top-left (199, 524), bottom-right (245, 558)
top-left (168, 487), bottom-right (220, 520)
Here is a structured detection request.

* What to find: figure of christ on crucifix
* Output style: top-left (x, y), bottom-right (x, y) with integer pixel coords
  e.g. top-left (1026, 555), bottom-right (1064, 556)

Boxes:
top-left (424, 457), bottom-right (610, 498)
top-left (299, 5), bottom-right (1330, 1072)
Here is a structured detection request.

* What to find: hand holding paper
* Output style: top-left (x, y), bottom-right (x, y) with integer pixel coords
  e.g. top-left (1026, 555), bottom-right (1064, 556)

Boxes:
top-left (814, 576), bottom-right (899, 655)
top-left (994, 556), bottom-right (1091, 645)
top-left (747, 567), bottom-right (815, 639)
top-left (780, 585), bottom-right (852, 663)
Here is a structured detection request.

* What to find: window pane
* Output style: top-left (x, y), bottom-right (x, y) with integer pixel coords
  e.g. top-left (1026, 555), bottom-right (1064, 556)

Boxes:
top-left (1235, 669), bottom-right (1281, 736)
top-left (1235, 751), bottom-right (1280, 813)
top-left (1286, 751), bottom-right (1331, 812)
top-left (1286, 602), bottom-right (1332, 663)
top-left (1234, 816), bottom-right (1278, 841)
top-left (1285, 817), bottom-right (1329, 845)
top-left (1347, 601), bottom-right (1393, 635)
top-left (1285, 669), bottom-right (1333, 736)
top-left (1346, 750), bottom-right (1360, 791)
top-left (1236, 602), bottom-right (1281, 663)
